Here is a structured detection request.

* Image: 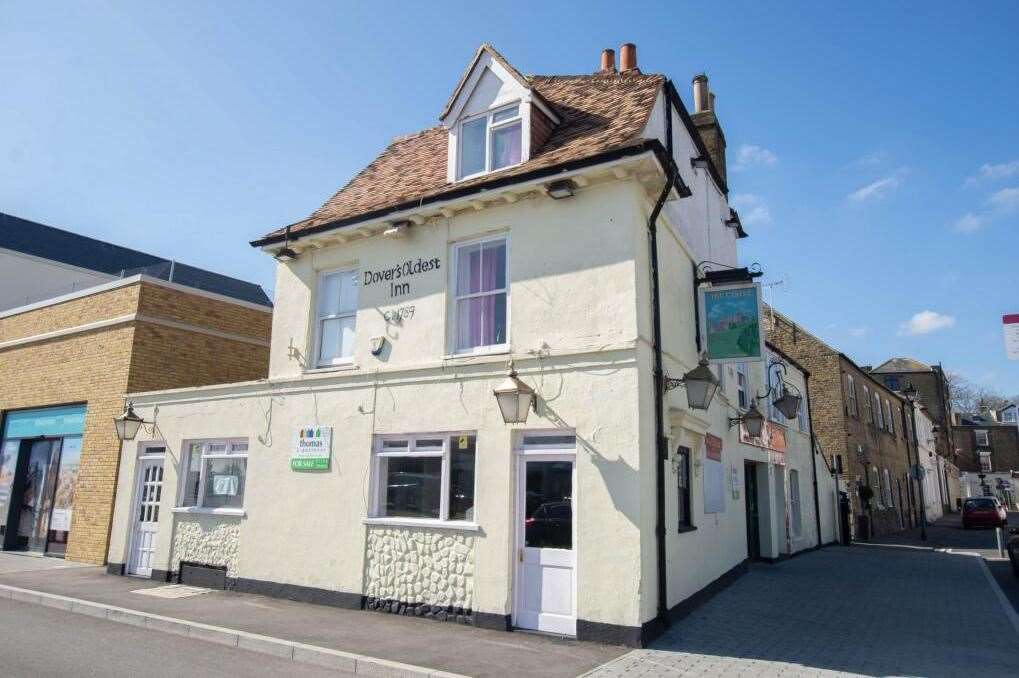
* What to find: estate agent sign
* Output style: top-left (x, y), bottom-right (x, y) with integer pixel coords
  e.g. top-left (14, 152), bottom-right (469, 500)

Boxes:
top-left (292, 426), bottom-right (332, 470)
top-left (699, 283), bottom-right (764, 364)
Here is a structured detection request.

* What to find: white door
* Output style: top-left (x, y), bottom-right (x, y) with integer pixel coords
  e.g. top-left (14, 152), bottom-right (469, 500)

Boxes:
top-left (128, 458), bottom-right (164, 576)
top-left (515, 454), bottom-right (576, 635)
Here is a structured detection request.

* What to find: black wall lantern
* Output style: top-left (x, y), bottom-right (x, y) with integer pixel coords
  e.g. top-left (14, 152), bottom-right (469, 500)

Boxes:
top-left (664, 357), bottom-right (720, 411)
top-left (113, 402), bottom-right (147, 441)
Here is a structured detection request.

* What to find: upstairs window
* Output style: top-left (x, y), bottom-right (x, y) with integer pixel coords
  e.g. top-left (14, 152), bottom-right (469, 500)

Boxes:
top-left (846, 374), bottom-right (858, 417)
top-left (873, 392), bottom-right (884, 430)
top-left (458, 103), bottom-right (522, 179)
top-left (885, 401), bottom-right (895, 436)
top-left (453, 236), bottom-right (507, 353)
top-left (316, 269), bottom-right (359, 366)
top-left (979, 451), bottom-right (992, 472)
top-left (863, 385), bottom-right (872, 423)
top-left (975, 429), bottom-right (990, 447)
top-left (736, 363), bottom-right (749, 410)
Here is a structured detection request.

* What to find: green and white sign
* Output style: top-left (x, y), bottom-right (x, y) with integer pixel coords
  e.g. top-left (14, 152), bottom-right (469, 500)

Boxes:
top-left (699, 283), bottom-right (764, 364)
top-left (291, 426), bottom-right (332, 470)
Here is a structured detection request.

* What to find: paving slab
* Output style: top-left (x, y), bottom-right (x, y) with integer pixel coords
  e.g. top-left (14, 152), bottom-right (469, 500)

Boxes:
top-left (584, 546), bottom-right (1017, 677)
top-left (0, 564), bottom-right (624, 678)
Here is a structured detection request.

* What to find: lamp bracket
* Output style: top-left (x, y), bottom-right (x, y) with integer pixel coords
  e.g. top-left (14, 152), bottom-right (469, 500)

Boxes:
top-left (694, 261), bottom-right (763, 287)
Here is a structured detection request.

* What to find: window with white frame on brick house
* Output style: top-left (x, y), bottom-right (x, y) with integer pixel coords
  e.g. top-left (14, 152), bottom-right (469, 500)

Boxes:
top-left (979, 451), bottom-right (992, 472)
top-left (975, 429), bottom-right (990, 447)
top-left (885, 400), bottom-right (895, 436)
top-left (863, 384), bottom-right (872, 423)
top-left (846, 374), bottom-right (858, 416)
top-left (873, 392), bottom-right (884, 430)
top-left (452, 236), bottom-right (507, 353)
top-left (736, 362), bottom-right (749, 410)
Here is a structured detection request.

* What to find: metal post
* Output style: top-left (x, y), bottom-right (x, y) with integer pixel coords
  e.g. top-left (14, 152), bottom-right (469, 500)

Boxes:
top-left (997, 526), bottom-right (1005, 558)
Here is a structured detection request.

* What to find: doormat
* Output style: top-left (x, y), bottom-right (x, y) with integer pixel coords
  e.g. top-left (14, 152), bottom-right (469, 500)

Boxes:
top-left (131, 584), bottom-right (211, 599)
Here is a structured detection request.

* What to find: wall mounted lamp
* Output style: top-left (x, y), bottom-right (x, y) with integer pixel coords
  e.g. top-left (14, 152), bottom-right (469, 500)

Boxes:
top-left (663, 357), bottom-right (720, 410)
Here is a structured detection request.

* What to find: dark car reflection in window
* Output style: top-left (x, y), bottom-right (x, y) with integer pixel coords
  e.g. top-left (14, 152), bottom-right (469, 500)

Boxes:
top-left (525, 500), bottom-right (572, 549)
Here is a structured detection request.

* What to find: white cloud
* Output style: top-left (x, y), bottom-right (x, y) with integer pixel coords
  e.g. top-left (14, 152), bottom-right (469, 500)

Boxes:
top-left (897, 310), bottom-right (956, 336)
top-left (953, 212), bottom-right (983, 233)
top-left (849, 327), bottom-right (868, 338)
top-left (732, 144), bottom-right (778, 171)
top-left (848, 169), bottom-right (908, 202)
top-left (965, 160), bottom-right (1019, 186)
top-left (989, 186), bottom-right (1019, 212)
top-left (729, 193), bottom-right (772, 225)
top-left (852, 151), bottom-right (887, 167)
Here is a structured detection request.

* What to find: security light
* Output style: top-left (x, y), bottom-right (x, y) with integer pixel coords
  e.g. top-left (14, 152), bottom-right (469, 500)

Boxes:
top-left (546, 179), bottom-right (576, 199)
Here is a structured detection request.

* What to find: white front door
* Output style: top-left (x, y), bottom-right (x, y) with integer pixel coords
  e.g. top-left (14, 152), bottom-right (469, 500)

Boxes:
top-left (515, 454), bottom-right (576, 635)
top-left (128, 458), bottom-right (163, 577)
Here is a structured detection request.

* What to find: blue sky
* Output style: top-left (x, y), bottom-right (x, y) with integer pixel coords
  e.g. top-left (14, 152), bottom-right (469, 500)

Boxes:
top-left (2, 1), bottom-right (1017, 393)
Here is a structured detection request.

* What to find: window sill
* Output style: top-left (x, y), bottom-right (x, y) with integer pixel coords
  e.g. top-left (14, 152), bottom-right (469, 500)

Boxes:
top-left (304, 362), bottom-right (358, 375)
top-left (677, 525), bottom-right (698, 534)
top-left (172, 507), bottom-right (246, 518)
top-left (443, 347), bottom-right (510, 361)
top-left (363, 517), bottom-right (480, 532)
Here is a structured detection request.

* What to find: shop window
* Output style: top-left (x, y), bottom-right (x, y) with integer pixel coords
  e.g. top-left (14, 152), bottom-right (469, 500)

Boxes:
top-left (676, 445), bottom-right (692, 530)
top-left (371, 433), bottom-right (476, 523)
top-left (453, 237), bottom-right (507, 353)
top-left (789, 469), bottom-right (802, 537)
top-left (180, 440), bottom-right (248, 510)
top-left (315, 269), bottom-right (359, 367)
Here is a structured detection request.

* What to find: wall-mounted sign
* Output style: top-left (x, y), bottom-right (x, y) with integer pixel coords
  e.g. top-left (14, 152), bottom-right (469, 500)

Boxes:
top-left (740, 420), bottom-right (786, 465)
top-left (1004, 314), bottom-right (1019, 361)
top-left (291, 426), bottom-right (332, 470)
top-left (363, 258), bottom-right (441, 299)
top-left (699, 283), bottom-right (764, 364)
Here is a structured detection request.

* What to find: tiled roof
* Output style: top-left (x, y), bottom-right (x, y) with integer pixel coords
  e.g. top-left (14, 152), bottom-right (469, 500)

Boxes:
top-left (257, 72), bottom-right (666, 243)
top-left (1, 212), bottom-right (272, 307)
top-left (872, 357), bottom-right (932, 373)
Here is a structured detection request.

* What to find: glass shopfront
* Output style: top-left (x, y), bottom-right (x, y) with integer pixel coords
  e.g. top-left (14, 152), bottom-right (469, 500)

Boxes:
top-left (0, 405), bottom-right (86, 556)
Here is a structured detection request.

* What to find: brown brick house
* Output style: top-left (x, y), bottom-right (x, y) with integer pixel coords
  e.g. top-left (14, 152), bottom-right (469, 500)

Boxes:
top-left (952, 411), bottom-right (1019, 505)
top-left (870, 357), bottom-right (955, 465)
top-left (0, 217), bottom-right (271, 564)
top-left (766, 308), bottom-right (919, 538)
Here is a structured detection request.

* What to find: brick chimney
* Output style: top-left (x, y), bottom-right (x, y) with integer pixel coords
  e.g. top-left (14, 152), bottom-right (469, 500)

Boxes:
top-left (690, 73), bottom-right (727, 185)
top-left (619, 43), bottom-right (638, 72)
top-left (599, 48), bottom-right (616, 73)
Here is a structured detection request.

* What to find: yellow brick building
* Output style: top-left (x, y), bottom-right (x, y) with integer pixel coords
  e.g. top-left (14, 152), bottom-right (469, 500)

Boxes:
top-left (0, 276), bottom-right (271, 563)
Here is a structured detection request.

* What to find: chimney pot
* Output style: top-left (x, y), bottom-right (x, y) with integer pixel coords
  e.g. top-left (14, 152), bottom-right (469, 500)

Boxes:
top-left (619, 43), bottom-right (637, 72)
top-left (692, 73), bottom-right (710, 113)
top-left (599, 48), bottom-right (616, 73)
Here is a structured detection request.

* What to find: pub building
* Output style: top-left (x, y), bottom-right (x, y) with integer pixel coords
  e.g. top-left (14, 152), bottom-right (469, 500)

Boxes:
top-left (106, 44), bottom-right (837, 646)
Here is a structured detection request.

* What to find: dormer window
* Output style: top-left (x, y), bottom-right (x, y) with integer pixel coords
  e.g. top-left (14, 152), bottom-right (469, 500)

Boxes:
top-left (458, 103), bottom-right (522, 179)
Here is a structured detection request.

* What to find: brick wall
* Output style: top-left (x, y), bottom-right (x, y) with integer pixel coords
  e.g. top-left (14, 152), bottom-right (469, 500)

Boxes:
top-left (767, 309), bottom-right (917, 538)
top-left (954, 425), bottom-right (1019, 474)
top-left (0, 279), bottom-right (271, 564)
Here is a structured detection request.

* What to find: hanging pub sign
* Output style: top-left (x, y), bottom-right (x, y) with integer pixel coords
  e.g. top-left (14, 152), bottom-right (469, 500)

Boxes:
top-left (291, 426), bottom-right (332, 470)
top-left (699, 283), bottom-right (765, 364)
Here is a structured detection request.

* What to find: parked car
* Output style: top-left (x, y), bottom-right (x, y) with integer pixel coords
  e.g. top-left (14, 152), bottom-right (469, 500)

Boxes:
top-left (1007, 528), bottom-right (1019, 576)
top-left (961, 497), bottom-right (1007, 529)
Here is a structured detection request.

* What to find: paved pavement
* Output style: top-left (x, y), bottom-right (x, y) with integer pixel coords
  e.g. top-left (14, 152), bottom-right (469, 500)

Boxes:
top-left (0, 552), bottom-right (622, 678)
top-left (0, 598), bottom-right (349, 678)
top-left (585, 546), bottom-right (1017, 677)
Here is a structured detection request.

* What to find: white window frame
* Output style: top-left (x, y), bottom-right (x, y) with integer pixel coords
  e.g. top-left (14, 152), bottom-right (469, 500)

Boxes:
top-left (313, 268), bottom-right (359, 368)
top-left (873, 392), bottom-right (884, 430)
top-left (367, 432), bottom-right (479, 528)
top-left (450, 234), bottom-right (509, 356)
top-left (885, 401), bottom-right (895, 436)
top-left (736, 362), bottom-right (749, 410)
top-left (975, 429), bottom-right (990, 447)
top-left (883, 468), bottom-right (893, 507)
top-left (863, 385), bottom-right (872, 423)
top-left (456, 102), bottom-right (523, 180)
top-left (979, 451), bottom-right (992, 472)
top-left (175, 439), bottom-right (248, 516)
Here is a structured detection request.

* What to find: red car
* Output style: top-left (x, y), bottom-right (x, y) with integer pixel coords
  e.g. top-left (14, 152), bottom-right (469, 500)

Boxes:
top-left (962, 497), bottom-right (1008, 529)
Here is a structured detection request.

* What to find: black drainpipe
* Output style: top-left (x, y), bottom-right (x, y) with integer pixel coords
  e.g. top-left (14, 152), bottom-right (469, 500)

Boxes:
top-left (804, 373), bottom-right (823, 546)
top-left (649, 86), bottom-right (676, 632)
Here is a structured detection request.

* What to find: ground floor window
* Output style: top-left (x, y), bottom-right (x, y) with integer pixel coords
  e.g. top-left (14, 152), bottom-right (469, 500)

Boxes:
top-left (676, 445), bottom-right (692, 530)
top-left (371, 433), bottom-right (476, 522)
top-left (180, 440), bottom-right (248, 510)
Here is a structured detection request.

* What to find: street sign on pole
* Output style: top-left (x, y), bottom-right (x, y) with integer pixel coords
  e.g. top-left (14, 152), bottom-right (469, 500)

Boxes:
top-left (1004, 314), bottom-right (1019, 360)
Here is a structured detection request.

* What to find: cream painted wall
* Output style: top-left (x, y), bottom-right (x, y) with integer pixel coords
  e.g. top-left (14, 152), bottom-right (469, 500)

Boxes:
top-left (0, 248), bottom-right (114, 311)
top-left (269, 182), bottom-right (641, 380)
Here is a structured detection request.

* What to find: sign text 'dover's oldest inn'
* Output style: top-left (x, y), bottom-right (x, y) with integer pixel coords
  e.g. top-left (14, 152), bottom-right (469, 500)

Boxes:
top-left (105, 43), bottom-right (838, 646)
